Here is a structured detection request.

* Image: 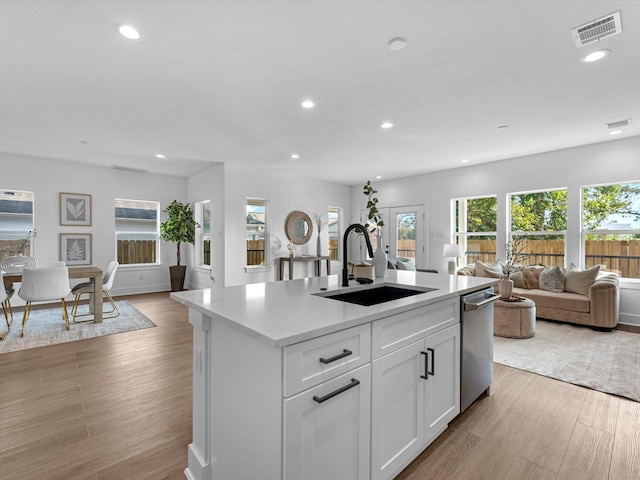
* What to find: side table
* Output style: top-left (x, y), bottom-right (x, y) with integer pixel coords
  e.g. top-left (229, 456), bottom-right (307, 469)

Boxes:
top-left (278, 255), bottom-right (331, 281)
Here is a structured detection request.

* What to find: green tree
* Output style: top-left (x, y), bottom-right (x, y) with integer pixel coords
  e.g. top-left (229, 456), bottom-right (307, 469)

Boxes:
top-left (463, 197), bottom-right (497, 232)
top-left (582, 184), bottom-right (640, 230)
top-left (510, 190), bottom-right (567, 232)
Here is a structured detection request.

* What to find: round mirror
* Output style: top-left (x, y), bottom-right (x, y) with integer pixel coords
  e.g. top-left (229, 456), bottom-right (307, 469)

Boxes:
top-left (285, 210), bottom-right (313, 245)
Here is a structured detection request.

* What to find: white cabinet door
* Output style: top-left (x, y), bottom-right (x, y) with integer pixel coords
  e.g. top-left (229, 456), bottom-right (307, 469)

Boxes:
top-left (284, 364), bottom-right (371, 480)
top-left (371, 340), bottom-right (425, 480)
top-left (371, 324), bottom-right (461, 480)
top-left (423, 324), bottom-right (460, 443)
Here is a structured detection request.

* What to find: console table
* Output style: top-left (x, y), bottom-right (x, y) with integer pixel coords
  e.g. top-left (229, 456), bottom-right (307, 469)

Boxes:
top-left (278, 255), bottom-right (331, 281)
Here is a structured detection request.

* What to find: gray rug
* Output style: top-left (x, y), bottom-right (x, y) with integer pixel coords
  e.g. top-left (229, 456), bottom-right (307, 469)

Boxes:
top-left (0, 300), bottom-right (156, 354)
top-left (494, 319), bottom-right (640, 402)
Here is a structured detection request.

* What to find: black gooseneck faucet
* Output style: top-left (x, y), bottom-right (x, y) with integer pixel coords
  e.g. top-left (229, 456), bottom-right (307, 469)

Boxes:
top-left (342, 223), bottom-right (375, 287)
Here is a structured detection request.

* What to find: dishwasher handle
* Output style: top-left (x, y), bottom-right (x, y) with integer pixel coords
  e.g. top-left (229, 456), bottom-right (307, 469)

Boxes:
top-left (463, 293), bottom-right (500, 312)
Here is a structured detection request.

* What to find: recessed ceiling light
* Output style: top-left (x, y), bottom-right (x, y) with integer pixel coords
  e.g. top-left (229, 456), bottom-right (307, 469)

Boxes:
top-left (301, 100), bottom-right (315, 109)
top-left (609, 129), bottom-right (624, 135)
top-left (291, 154), bottom-right (300, 159)
top-left (581, 49), bottom-right (610, 63)
top-left (375, 175), bottom-right (382, 179)
top-left (116, 24), bottom-right (141, 40)
top-left (381, 122), bottom-right (394, 129)
top-left (387, 37), bottom-right (407, 51)
top-left (155, 153), bottom-right (167, 159)
top-left (461, 159), bottom-right (469, 163)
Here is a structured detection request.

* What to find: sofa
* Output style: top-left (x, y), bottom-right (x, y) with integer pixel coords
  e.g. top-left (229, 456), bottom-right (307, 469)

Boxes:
top-left (458, 261), bottom-right (620, 330)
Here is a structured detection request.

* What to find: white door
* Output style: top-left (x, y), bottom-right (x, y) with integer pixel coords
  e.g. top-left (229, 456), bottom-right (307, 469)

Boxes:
top-left (284, 364), bottom-right (371, 480)
top-left (423, 324), bottom-right (460, 443)
top-left (371, 340), bottom-right (425, 480)
top-left (360, 205), bottom-right (425, 267)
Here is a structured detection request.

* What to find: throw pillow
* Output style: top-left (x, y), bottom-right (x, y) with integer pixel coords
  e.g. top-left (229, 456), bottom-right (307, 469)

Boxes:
top-left (564, 263), bottom-right (600, 296)
top-left (539, 266), bottom-right (565, 293)
top-left (510, 270), bottom-right (526, 288)
top-left (396, 259), bottom-right (416, 271)
top-left (474, 260), bottom-right (503, 279)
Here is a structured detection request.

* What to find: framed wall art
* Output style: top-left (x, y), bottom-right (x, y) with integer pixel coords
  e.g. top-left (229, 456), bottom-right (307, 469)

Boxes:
top-left (60, 192), bottom-right (92, 226)
top-left (60, 233), bottom-right (92, 265)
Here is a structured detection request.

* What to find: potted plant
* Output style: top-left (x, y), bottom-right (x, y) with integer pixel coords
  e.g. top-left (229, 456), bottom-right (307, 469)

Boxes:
top-left (160, 200), bottom-right (199, 291)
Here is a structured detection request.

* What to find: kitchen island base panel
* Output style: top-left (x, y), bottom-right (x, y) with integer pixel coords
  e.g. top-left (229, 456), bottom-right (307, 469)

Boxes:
top-left (187, 311), bottom-right (283, 480)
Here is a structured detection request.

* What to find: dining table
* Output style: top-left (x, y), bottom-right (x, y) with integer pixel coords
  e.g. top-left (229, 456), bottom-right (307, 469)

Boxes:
top-left (2, 265), bottom-right (104, 323)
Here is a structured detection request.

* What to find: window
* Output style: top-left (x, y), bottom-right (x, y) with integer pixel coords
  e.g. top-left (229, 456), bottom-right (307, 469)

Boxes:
top-left (195, 200), bottom-right (211, 267)
top-left (509, 189), bottom-right (567, 267)
top-left (454, 196), bottom-right (497, 265)
top-left (246, 198), bottom-right (267, 266)
top-left (0, 189), bottom-right (35, 256)
top-left (328, 207), bottom-right (340, 261)
top-left (115, 199), bottom-right (159, 265)
top-left (582, 182), bottom-right (640, 279)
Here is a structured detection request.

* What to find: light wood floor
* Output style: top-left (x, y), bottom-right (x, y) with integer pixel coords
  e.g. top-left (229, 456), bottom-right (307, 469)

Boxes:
top-left (1, 292), bottom-right (638, 480)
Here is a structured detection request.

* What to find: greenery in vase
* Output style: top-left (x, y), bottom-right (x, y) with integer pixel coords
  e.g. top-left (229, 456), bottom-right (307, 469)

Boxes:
top-left (363, 180), bottom-right (384, 233)
top-left (160, 200), bottom-right (200, 267)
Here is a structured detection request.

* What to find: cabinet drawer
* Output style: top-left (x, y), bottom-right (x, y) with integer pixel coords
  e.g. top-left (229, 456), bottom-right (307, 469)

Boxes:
top-left (284, 323), bottom-right (371, 397)
top-left (372, 299), bottom-right (459, 359)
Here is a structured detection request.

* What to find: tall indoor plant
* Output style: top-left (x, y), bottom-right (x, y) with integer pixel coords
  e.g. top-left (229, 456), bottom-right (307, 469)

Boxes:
top-left (160, 200), bottom-right (199, 291)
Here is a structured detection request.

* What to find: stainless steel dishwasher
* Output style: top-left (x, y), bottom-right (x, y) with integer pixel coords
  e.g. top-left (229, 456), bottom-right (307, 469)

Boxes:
top-left (460, 288), bottom-right (500, 412)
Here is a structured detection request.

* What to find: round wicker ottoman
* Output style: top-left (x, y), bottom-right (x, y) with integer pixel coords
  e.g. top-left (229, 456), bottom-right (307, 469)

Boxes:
top-left (494, 297), bottom-right (536, 338)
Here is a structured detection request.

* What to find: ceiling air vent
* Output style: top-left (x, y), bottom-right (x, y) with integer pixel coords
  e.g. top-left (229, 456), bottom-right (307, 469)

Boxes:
top-left (606, 118), bottom-right (632, 130)
top-left (112, 165), bottom-right (148, 173)
top-left (572, 11), bottom-right (622, 47)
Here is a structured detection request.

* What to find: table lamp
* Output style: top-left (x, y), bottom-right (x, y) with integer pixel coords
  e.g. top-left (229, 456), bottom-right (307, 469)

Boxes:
top-left (443, 244), bottom-right (464, 274)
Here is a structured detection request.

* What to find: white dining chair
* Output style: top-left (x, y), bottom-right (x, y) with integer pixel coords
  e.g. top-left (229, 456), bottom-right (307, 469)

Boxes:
top-left (71, 261), bottom-right (120, 322)
top-left (0, 255), bottom-right (37, 335)
top-left (18, 265), bottom-right (72, 337)
top-left (1, 280), bottom-right (11, 340)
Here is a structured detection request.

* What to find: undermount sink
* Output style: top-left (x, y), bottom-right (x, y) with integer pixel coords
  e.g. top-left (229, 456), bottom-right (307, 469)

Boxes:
top-left (315, 284), bottom-right (438, 307)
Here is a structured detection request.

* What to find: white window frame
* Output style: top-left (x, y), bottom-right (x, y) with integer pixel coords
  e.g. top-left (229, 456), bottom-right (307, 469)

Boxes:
top-left (453, 195), bottom-right (497, 266)
top-left (195, 200), bottom-right (211, 269)
top-left (245, 197), bottom-right (269, 270)
top-left (0, 189), bottom-right (35, 257)
top-left (115, 198), bottom-right (160, 266)
top-left (328, 206), bottom-right (341, 262)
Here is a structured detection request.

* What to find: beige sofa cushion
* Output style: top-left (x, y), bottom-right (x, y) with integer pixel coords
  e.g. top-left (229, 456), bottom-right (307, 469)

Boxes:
top-left (565, 263), bottom-right (600, 296)
top-left (514, 287), bottom-right (590, 313)
top-left (522, 266), bottom-right (545, 289)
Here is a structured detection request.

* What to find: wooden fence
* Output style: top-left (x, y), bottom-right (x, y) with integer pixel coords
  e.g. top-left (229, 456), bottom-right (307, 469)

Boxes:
top-left (465, 239), bottom-right (640, 278)
top-left (117, 240), bottom-right (156, 264)
top-left (247, 240), bottom-right (265, 266)
top-left (0, 240), bottom-right (32, 257)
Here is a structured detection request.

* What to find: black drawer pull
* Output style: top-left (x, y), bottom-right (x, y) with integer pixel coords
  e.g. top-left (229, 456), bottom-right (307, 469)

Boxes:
top-left (427, 347), bottom-right (435, 376)
top-left (420, 351), bottom-right (429, 380)
top-left (313, 378), bottom-right (360, 404)
top-left (319, 349), bottom-right (352, 364)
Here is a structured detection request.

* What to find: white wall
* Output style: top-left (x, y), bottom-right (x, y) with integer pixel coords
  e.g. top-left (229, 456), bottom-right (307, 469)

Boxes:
top-left (1, 152), bottom-right (188, 300)
top-left (223, 162), bottom-right (352, 286)
top-left (351, 136), bottom-right (640, 325)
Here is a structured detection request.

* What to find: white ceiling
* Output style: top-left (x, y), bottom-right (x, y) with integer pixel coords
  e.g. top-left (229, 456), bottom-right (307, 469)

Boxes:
top-left (1, 1), bottom-right (638, 185)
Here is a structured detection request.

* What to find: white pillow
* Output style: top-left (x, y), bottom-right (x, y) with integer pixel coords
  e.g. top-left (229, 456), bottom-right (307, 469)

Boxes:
top-left (474, 260), bottom-right (503, 279)
top-left (396, 259), bottom-right (416, 271)
top-left (564, 263), bottom-right (600, 296)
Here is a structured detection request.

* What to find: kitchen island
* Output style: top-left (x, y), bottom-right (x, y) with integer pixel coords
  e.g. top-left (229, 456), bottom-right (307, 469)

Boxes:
top-left (172, 270), bottom-right (497, 480)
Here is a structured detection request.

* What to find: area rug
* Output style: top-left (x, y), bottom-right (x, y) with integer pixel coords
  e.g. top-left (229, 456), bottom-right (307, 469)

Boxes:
top-left (0, 300), bottom-right (156, 354)
top-left (493, 319), bottom-right (640, 402)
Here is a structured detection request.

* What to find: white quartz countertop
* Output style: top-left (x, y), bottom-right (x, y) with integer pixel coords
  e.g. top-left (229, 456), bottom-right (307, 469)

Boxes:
top-left (171, 271), bottom-right (497, 348)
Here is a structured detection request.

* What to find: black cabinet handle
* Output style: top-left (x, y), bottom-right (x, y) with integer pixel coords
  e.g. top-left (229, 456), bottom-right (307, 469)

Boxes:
top-left (427, 348), bottom-right (435, 376)
top-left (319, 349), bottom-right (352, 364)
top-left (420, 351), bottom-right (429, 380)
top-left (313, 378), bottom-right (360, 404)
